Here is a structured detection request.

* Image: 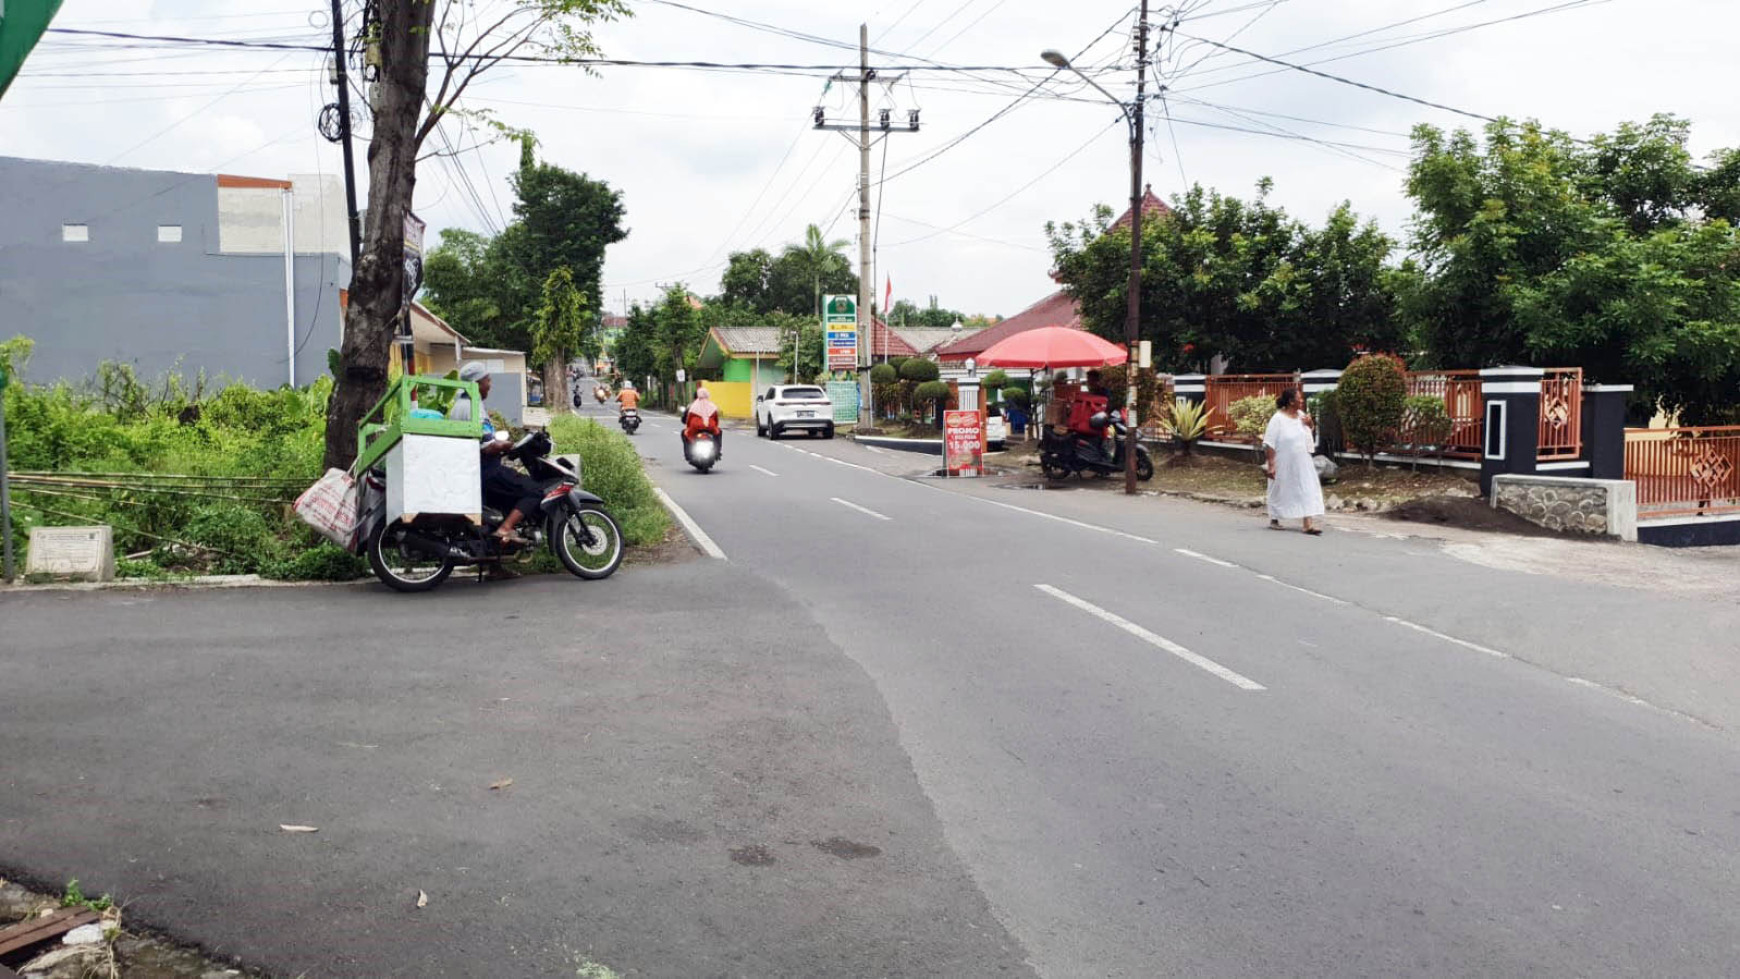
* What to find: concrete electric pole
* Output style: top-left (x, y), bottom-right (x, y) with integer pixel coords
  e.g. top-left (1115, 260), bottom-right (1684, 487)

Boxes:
top-left (814, 26), bottom-right (918, 429)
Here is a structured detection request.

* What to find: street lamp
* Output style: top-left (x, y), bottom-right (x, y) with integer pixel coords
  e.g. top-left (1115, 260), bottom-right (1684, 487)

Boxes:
top-left (1042, 39), bottom-right (1147, 496)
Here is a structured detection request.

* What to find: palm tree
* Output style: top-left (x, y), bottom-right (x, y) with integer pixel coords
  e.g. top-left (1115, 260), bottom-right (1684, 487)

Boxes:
top-left (782, 224), bottom-right (851, 318)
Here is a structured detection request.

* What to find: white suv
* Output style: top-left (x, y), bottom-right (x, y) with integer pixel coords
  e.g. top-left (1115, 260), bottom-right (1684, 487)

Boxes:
top-left (756, 384), bottom-right (834, 440)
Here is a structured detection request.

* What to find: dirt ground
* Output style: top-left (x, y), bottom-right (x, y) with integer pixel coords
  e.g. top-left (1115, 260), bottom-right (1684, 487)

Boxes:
top-left (985, 444), bottom-right (1477, 509)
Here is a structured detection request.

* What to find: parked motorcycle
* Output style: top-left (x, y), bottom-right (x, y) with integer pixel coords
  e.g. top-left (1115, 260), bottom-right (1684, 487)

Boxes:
top-left (684, 430), bottom-right (719, 473)
top-left (358, 430), bottom-right (625, 592)
top-left (1040, 411), bottom-right (1154, 482)
top-left (619, 407), bottom-right (641, 435)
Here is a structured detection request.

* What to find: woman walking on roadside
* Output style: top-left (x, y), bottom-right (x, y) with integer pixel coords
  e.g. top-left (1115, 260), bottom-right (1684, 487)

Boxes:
top-left (1263, 388), bottom-right (1325, 535)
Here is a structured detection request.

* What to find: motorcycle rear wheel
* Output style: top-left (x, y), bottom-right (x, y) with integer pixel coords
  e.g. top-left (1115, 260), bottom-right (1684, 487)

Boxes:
top-left (368, 520), bottom-right (456, 593)
top-left (1040, 455), bottom-right (1071, 481)
top-left (550, 506), bottom-right (624, 580)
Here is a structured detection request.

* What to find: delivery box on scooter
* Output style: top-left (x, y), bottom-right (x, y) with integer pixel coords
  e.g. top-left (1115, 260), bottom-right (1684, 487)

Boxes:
top-left (352, 376), bottom-right (486, 525)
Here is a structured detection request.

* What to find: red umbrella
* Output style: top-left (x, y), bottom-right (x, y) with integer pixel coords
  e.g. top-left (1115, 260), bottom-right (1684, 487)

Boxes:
top-left (975, 326), bottom-right (1128, 369)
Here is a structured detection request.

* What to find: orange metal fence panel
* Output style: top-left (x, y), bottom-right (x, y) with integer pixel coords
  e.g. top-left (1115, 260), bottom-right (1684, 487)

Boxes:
top-left (1203, 373), bottom-right (1301, 442)
top-left (1625, 427), bottom-right (1740, 518)
top-left (1538, 368), bottom-right (1583, 459)
top-left (1404, 370), bottom-right (1483, 459)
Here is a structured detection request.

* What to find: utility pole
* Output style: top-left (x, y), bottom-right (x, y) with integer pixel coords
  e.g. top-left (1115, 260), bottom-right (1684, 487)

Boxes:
top-left (1123, 0), bottom-right (1150, 496)
top-left (857, 23), bottom-right (873, 428)
top-left (815, 29), bottom-right (918, 430)
top-left (327, 0), bottom-right (362, 271)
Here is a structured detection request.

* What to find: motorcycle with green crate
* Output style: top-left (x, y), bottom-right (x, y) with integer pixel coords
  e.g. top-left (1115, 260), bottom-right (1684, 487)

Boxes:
top-left (350, 377), bottom-right (624, 592)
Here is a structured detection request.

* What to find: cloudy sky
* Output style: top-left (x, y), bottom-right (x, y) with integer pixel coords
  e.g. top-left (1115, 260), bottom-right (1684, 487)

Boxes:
top-left (4, 0), bottom-right (1737, 319)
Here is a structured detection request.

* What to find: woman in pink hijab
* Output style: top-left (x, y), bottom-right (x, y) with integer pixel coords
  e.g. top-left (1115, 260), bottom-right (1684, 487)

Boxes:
top-left (682, 386), bottom-right (723, 460)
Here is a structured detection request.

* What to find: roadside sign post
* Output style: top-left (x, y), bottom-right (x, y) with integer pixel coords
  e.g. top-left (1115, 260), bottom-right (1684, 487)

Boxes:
top-left (823, 294), bottom-right (858, 375)
top-left (0, 364), bottom-right (13, 583)
top-left (944, 409), bottom-right (984, 478)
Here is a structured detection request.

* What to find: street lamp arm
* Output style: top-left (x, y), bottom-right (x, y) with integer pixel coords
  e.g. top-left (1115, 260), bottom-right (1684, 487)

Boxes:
top-left (1041, 50), bottom-right (1134, 133)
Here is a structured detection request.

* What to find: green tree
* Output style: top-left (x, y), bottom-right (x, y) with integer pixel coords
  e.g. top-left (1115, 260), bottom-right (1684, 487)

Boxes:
top-left (889, 295), bottom-right (964, 328)
top-left (421, 228), bottom-right (528, 349)
top-left (530, 267), bottom-right (588, 415)
top-left (720, 248), bottom-right (775, 312)
top-left (653, 284), bottom-right (707, 391)
top-left (1048, 180), bottom-right (1402, 373)
top-left (324, 0), bottom-right (628, 470)
top-left (613, 302), bottom-right (658, 388)
top-left (1406, 115), bottom-right (1740, 421)
top-left (778, 323), bottom-right (825, 382)
top-left (780, 224), bottom-right (853, 318)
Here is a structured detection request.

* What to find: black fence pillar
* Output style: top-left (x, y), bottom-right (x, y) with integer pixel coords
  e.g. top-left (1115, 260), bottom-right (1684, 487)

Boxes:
top-left (1479, 366), bottom-right (1543, 496)
top-left (1581, 383), bottom-right (1633, 480)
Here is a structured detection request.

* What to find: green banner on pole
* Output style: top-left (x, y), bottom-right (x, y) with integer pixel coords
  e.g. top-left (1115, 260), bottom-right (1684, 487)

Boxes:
top-left (0, 0), bottom-right (65, 100)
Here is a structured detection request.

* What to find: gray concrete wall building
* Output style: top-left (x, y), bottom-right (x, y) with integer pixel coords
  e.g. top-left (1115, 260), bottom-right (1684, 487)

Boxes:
top-left (0, 155), bottom-right (349, 389)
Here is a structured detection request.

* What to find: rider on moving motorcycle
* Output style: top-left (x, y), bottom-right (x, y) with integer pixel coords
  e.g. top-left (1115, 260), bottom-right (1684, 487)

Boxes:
top-left (451, 362), bottom-right (540, 549)
top-left (680, 385), bottom-right (722, 461)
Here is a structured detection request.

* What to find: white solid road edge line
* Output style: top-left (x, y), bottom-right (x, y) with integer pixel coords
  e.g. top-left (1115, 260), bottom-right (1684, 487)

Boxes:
top-left (1382, 616), bottom-right (1507, 658)
top-left (831, 497), bottom-right (892, 521)
top-left (1036, 584), bottom-right (1266, 691)
top-left (749, 464), bottom-right (780, 477)
top-left (653, 487), bottom-right (727, 560)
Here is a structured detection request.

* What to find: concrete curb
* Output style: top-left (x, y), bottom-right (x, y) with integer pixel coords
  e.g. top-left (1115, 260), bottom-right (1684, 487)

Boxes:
top-left (0, 573), bottom-right (370, 593)
top-left (852, 435), bottom-right (942, 455)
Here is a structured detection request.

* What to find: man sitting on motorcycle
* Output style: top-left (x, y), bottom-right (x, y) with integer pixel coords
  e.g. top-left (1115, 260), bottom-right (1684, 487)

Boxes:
top-left (452, 362), bottom-right (539, 548)
top-left (680, 386), bottom-right (722, 461)
top-left (615, 381), bottom-right (641, 418)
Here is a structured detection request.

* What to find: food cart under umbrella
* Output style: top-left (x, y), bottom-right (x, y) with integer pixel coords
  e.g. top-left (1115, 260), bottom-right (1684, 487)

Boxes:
top-left (975, 326), bottom-right (1129, 438)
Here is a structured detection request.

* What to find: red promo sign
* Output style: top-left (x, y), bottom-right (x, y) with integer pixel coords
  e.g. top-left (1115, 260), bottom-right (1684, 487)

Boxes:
top-left (944, 409), bottom-right (983, 478)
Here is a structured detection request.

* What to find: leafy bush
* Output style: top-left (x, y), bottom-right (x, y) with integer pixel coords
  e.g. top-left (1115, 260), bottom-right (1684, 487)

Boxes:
top-left (547, 415), bottom-right (671, 546)
top-left (1228, 394), bottom-right (1278, 444)
top-left (912, 380), bottom-right (951, 416)
top-left (1337, 353), bottom-right (1408, 463)
top-left (981, 370), bottom-right (1008, 395)
top-left (869, 363), bottom-right (897, 385)
top-left (263, 542), bottom-right (369, 581)
top-left (1398, 394), bottom-right (1454, 469)
top-left (1002, 386), bottom-right (1031, 412)
top-left (898, 358), bottom-right (940, 383)
top-left (180, 503), bottom-right (279, 575)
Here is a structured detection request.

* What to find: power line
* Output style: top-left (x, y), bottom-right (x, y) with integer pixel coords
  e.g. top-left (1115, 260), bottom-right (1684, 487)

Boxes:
top-left (1169, 30), bottom-right (1500, 125)
top-left (882, 117), bottom-right (1120, 247)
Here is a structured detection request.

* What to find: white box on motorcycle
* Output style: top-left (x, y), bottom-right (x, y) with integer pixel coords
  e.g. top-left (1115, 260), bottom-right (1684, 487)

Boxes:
top-left (387, 433), bottom-right (482, 524)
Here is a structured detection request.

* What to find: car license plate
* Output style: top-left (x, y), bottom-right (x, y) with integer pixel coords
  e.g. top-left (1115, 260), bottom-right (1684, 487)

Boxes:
top-left (798, 410), bottom-right (814, 418)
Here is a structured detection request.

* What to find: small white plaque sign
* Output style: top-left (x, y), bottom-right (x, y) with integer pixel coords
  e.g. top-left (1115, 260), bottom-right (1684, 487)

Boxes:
top-left (27, 526), bottom-right (116, 582)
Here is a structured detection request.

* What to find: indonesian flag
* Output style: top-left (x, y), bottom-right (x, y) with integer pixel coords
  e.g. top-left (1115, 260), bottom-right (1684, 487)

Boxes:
top-left (884, 275), bottom-right (892, 313)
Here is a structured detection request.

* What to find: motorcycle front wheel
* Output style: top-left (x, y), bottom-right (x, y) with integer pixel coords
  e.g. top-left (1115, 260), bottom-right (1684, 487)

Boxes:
top-left (368, 520), bottom-right (456, 592)
top-left (1040, 454), bottom-right (1071, 481)
top-left (550, 506), bottom-right (624, 580)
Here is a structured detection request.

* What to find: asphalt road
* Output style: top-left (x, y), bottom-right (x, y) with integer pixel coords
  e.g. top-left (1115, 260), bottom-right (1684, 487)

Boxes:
top-left (626, 406), bottom-right (1740, 978)
top-left (4, 403), bottom-right (1739, 977)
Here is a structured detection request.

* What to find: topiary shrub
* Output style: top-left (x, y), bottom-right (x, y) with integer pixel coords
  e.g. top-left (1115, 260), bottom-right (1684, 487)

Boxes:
top-left (912, 379), bottom-right (950, 424)
top-left (898, 358), bottom-right (940, 383)
top-left (1002, 386), bottom-right (1031, 412)
top-left (1338, 353), bottom-right (1408, 464)
top-left (982, 370), bottom-right (1008, 399)
top-left (869, 363), bottom-right (897, 385)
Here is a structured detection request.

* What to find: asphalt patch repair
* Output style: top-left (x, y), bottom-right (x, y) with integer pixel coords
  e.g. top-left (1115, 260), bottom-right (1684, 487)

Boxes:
top-left (811, 837), bottom-right (883, 860)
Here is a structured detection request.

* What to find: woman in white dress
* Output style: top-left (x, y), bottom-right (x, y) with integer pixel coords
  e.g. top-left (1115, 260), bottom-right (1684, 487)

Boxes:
top-left (1263, 388), bottom-right (1325, 535)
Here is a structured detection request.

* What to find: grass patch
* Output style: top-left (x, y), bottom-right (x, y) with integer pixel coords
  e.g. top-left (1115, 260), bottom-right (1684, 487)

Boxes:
top-left (547, 415), bottom-right (671, 547)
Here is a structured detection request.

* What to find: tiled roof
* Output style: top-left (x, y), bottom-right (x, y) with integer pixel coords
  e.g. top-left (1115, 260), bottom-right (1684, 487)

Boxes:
top-left (869, 318), bottom-right (920, 358)
top-left (934, 290), bottom-right (1081, 361)
top-left (710, 326), bottom-right (784, 355)
top-left (892, 327), bottom-right (968, 354)
top-left (1110, 185), bottom-right (1171, 232)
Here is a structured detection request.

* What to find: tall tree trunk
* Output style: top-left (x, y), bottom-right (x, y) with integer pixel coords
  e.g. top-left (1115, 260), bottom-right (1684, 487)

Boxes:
top-left (321, 1), bottom-right (436, 472)
top-left (545, 356), bottom-right (568, 416)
